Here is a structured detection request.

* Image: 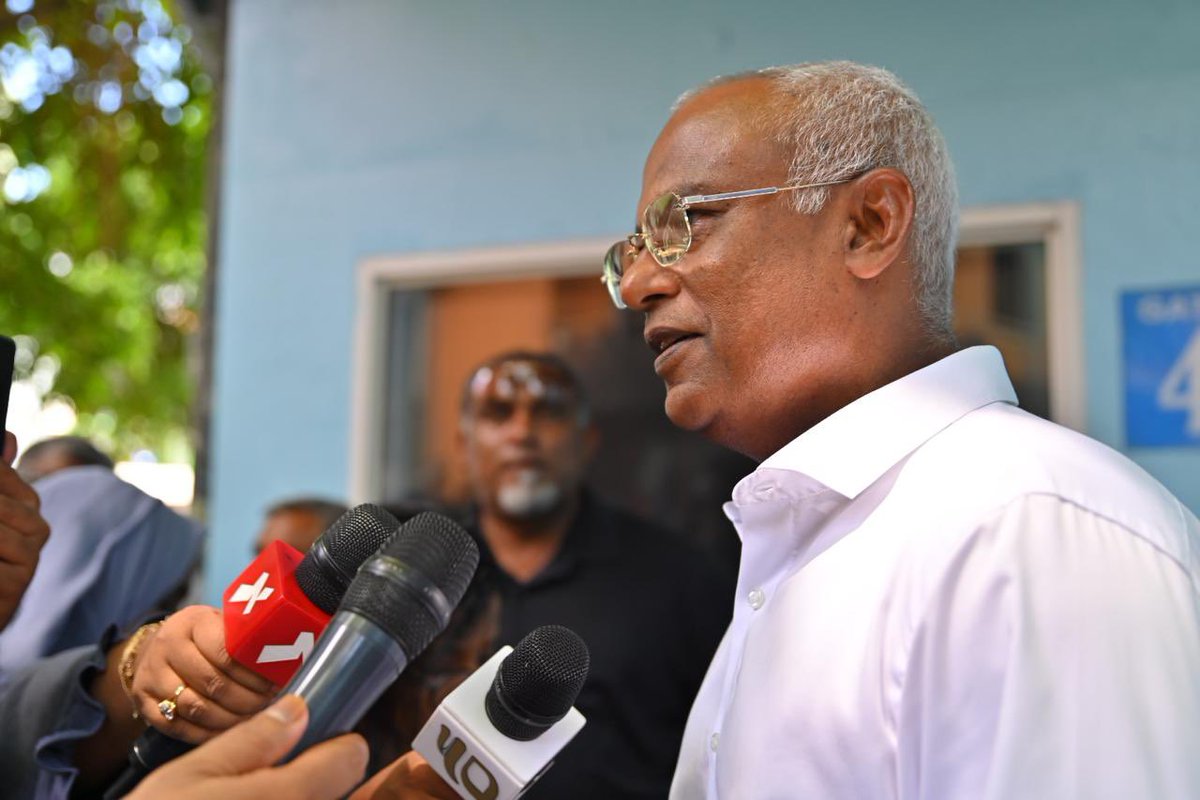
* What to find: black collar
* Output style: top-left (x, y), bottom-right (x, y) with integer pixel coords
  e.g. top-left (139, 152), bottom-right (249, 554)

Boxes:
top-left (468, 491), bottom-right (608, 588)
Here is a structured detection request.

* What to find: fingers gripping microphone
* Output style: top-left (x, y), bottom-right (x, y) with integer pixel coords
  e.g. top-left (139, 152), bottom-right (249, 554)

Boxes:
top-left (413, 625), bottom-right (590, 800)
top-left (106, 505), bottom-right (402, 799)
top-left (283, 511), bottom-right (480, 756)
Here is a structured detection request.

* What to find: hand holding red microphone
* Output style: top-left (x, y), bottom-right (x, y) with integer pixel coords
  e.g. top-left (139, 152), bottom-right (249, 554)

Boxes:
top-left (127, 605), bottom-right (277, 743)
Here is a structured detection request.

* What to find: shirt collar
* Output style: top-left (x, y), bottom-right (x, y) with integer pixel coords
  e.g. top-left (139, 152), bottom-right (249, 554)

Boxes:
top-left (755, 346), bottom-right (1018, 500)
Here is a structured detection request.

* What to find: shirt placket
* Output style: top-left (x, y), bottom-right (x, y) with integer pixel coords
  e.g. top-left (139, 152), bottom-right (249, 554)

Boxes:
top-left (707, 482), bottom-right (800, 797)
top-left (707, 477), bottom-right (842, 798)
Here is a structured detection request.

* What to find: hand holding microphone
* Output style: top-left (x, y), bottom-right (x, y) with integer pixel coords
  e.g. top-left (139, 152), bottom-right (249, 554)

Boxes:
top-left (108, 503), bottom-right (405, 795)
top-left (126, 695), bottom-right (369, 800)
top-left (124, 498), bottom-right (400, 743)
top-left (109, 508), bottom-right (479, 798)
top-left (127, 605), bottom-right (277, 742)
top-left (351, 751), bottom-right (460, 800)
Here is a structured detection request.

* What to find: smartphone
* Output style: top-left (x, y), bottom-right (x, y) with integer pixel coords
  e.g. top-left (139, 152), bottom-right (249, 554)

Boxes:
top-left (1, 335), bottom-right (14, 430)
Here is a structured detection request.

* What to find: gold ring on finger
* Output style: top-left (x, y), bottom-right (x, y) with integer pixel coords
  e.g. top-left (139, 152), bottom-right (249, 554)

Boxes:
top-left (157, 683), bottom-right (186, 721)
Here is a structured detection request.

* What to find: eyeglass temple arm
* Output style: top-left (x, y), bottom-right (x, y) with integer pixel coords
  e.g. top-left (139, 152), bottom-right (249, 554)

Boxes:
top-left (680, 177), bottom-right (856, 207)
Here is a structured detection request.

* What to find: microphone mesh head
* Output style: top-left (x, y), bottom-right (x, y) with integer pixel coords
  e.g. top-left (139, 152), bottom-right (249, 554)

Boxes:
top-left (340, 511), bottom-right (480, 657)
top-left (486, 625), bottom-right (590, 741)
top-left (294, 504), bottom-right (401, 613)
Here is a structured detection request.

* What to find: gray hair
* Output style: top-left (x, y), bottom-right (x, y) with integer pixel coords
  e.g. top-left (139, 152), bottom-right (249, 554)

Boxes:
top-left (675, 62), bottom-right (959, 335)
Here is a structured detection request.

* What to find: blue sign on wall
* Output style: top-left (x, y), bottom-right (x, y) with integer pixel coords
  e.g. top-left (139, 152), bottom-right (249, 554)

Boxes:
top-left (1123, 286), bottom-right (1200, 447)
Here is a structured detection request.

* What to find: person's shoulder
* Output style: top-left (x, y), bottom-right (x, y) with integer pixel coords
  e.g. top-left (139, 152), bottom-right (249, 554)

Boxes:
top-left (920, 405), bottom-right (1182, 528)
top-left (894, 403), bottom-right (1196, 575)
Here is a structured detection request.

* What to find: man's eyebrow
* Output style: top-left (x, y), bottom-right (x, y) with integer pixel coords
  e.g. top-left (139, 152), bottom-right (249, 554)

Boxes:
top-left (673, 182), bottom-right (713, 198)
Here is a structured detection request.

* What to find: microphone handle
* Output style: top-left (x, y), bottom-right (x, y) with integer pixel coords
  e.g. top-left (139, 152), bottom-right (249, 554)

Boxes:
top-left (282, 610), bottom-right (409, 758)
top-left (102, 732), bottom-right (193, 799)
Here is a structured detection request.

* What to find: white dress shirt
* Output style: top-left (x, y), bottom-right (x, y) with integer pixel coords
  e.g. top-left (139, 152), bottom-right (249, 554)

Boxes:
top-left (671, 346), bottom-right (1200, 800)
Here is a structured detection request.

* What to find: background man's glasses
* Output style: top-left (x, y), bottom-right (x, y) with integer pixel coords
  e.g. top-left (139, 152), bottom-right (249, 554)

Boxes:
top-left (601, 175), bottom-right (861, 309)
top-left (465, 360), bottom-right (588, 426)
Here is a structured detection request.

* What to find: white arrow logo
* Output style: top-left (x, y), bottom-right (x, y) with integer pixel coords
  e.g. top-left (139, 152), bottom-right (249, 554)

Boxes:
top-left (229, 572), bottom-right (274, 615)
top-left (256, 631), bottom-right (316, 665)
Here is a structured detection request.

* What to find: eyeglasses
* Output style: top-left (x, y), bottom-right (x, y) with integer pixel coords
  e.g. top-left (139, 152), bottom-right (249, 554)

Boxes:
top-left (464, 360), bottom-right (588, 426)
top-left (601, 175), bottom-right (861, 309)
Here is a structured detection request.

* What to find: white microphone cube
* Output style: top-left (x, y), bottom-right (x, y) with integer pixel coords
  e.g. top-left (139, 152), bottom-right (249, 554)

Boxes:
top-left (412, 645), bottom-right (586, 800)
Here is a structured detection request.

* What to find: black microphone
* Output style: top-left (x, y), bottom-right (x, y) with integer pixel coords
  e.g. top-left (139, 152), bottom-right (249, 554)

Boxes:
top-left (413, 625), bottom-right (590, 799)
top-left (486, 625), bottom-right (590, 741)
top-left (104, 504), bottom-right (403, 799)
top-left (281, 510), bottom-right (480, 756)
top-left (294, 503), bottom-right (405, 613)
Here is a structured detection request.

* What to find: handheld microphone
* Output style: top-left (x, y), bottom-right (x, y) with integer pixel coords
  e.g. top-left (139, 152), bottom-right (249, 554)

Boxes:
top-left (223, 503), bottom-right (401, 685)
top-left (105, 504), bottom-right (402, 798)
top-left (282, 510), bottom-right (480, 756)
top-left (412, 625), bottom-right (590, 800)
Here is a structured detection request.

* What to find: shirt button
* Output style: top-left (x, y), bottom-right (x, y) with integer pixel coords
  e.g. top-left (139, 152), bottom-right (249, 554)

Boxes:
top-left (747, 588), bottom-right (765, 610)
top-left (710, 732), bottom-right (720, 752)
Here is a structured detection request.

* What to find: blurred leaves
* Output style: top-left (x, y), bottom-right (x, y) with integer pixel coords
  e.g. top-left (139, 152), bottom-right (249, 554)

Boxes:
top-left (0, 0), bottom-right (209, 459)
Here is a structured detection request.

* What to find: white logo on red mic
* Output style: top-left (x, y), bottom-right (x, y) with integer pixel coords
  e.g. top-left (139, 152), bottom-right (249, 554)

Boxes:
top-left (229, 571), bottom-right (275, 615)
top-left (256, 631), bottom-right (316, 664)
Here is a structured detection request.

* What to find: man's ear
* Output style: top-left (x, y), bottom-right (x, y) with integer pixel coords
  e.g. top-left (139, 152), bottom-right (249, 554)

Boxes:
top-left (843, 168), bottom-right (915, 280)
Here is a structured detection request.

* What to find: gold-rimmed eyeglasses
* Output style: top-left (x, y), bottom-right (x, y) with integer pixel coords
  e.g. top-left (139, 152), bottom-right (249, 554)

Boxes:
top-left (601, 175), bottom-right (861, 309)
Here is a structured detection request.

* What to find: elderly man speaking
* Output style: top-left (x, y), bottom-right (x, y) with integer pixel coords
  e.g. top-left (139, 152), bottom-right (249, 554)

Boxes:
top-left (354, 61), bottom-right (1200, 800)
top-left (603, 61), bottom-right (1200, 799)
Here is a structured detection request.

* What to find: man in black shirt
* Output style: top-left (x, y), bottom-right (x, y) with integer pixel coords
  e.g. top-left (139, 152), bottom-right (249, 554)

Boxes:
top-left (453, 350), bottom-right (730, 800)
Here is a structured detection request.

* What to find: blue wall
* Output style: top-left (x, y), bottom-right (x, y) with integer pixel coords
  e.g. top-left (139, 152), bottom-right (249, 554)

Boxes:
top-left (207, 0), bottom-right (1200, 600)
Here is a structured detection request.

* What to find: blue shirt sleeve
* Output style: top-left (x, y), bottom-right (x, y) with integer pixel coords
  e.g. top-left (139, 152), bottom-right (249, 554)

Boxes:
top-left (0, 627), bottom-right (119, 800)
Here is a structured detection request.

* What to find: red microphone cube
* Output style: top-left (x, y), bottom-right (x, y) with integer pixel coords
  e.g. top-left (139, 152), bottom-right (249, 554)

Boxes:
top-left (222, 540), bottom-right (332, 686)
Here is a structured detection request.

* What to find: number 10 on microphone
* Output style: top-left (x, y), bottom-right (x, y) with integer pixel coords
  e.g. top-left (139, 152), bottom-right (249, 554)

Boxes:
top-left (413, 635), bottom-right (588, 800)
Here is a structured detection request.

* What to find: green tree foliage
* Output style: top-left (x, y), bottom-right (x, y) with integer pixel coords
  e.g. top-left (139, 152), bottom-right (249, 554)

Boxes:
top-left (0, 0), bottom-right (209, 459)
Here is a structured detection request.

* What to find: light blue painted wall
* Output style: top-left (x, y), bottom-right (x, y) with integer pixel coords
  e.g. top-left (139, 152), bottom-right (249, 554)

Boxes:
top-left (207, 0), bottom-right (1200, 600)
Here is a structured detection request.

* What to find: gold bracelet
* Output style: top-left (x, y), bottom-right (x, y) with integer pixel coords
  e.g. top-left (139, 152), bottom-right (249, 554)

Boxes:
top-left (118, 622), bottom-right (161, 717)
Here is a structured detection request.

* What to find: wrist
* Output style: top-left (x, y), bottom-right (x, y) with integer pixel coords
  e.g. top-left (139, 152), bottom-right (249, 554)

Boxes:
top-left (118, 622), bottom-right (162, 717)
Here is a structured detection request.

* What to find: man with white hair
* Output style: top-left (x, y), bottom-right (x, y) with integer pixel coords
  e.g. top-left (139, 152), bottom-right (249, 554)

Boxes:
top-left (342, 62), bottom-right (1200, 800)
top-left (602, 61), bottom-right (1200, 798)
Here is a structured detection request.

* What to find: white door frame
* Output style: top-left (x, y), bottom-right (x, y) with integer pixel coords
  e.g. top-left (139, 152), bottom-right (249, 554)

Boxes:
top-left (348, 201), bottom-right (1084, 502)
top-left (958, 201), bottom-right (1085, 431)
top-left (348, 238), bottom-right (612, 502)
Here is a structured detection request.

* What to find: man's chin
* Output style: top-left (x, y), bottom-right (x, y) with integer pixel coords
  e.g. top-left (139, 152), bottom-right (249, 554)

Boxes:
top-left (663, 384), bottom-right (716, 434)
top-left (664, 385), bottom-right (755, 455)
top-left (495, 483), bottom-right (564, 521)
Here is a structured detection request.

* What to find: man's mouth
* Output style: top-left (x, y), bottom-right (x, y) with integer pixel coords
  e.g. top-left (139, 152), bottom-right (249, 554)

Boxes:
top-left (645, 326), bottom-right (701, 359)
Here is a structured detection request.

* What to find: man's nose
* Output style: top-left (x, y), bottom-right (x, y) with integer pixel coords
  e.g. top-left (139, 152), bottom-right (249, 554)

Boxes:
top-left (504, 404), bottom-right (539, 440)
top-left (620, 249), bottom-right (681, 311)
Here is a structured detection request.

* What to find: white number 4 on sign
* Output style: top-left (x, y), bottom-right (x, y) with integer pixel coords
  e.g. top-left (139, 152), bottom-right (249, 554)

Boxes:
top-left (1158, 329), bottom-right (1200, 436)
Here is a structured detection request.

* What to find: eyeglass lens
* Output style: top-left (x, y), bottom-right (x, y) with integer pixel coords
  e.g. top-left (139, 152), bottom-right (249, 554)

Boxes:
top-left (601, 192), bottom-right (695, 309)
top-left (642, 193), bottom-right (691, 266)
